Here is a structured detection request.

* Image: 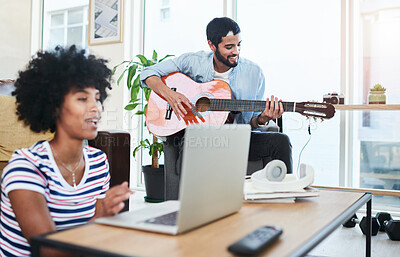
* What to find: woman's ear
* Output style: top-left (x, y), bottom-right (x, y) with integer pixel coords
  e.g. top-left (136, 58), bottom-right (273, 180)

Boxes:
top-left (53, 107), bottom-right (61, 121)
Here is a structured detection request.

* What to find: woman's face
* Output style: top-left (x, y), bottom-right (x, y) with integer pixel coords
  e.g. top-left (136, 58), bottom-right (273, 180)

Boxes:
top-left (56, 87), bottom-right (102, 140)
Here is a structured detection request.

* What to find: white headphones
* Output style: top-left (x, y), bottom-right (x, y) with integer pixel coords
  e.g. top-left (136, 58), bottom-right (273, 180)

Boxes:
top-left (251, 160), bottom-right (314, 192)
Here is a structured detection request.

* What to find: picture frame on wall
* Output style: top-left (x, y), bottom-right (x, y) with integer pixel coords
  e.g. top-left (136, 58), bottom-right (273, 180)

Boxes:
top-left (88, 0), bottom-right (123, 45)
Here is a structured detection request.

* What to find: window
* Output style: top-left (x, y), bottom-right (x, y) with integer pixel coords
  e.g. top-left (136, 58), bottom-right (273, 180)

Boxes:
top-left (160, 0), bottom-right (171, 21)
top-left (237, 0), bottom-right (342, 186)
top-left (42, 0), bottom-right (89, 50)
top-left (236, 0), bottom-right (400, 211)
top-left (354, 0), bottom-right (400, 211)
top-left (140, 0), bottom-right (225, 168)
top-left (133, 1), bottom-right (400, 209)
top-left (143, 0), bottom-right (224, 58)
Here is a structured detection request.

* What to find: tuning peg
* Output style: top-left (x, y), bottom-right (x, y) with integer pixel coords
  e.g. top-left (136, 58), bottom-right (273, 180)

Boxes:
top-left (313, 117), bottom-right (317, 122)
top-left (320, 118), bottom-right (324, 122)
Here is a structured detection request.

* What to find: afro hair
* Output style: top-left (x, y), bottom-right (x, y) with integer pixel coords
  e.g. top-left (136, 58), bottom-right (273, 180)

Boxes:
top-left (13, 45), bottom-right (112, 133)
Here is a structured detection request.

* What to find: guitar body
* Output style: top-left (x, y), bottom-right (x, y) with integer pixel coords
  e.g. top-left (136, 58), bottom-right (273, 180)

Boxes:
top-left (146, 72), bottom-right (231, 136)
top-left (146, 72), bottom-right (335, 137)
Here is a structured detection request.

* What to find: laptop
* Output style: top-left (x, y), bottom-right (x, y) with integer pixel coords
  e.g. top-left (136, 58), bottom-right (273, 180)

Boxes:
top-left (95, 124), bottom-right (251, 235)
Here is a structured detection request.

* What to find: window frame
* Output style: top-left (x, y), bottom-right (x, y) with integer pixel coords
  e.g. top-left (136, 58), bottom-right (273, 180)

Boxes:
top-left (42, 4), bottom-right (88, 50)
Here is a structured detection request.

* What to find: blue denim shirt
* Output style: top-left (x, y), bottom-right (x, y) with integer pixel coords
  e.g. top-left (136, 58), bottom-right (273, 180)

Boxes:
top-left (140, 51), bottom-right (266, 124)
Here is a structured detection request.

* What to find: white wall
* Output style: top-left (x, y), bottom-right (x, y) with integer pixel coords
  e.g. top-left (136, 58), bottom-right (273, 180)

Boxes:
top-left (0, 0), bottom-right (32, 79)
top-left (0, 0), bottom-right (143, 188)
top-left (0, 0), bottom-right (133, 132)
top-left (90, 44), bottom-right (127, 131)
top-left (89, 0), bottom-right (142, 135)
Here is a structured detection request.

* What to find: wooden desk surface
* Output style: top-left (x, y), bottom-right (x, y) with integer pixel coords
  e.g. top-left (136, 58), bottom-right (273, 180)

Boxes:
top-left (35, 190), bottom-right (370, 257)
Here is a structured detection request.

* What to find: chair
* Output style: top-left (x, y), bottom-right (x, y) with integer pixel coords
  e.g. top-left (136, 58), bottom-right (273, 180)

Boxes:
top-left (0, 80), bottom-right (54, 172)
top-left (88, 131), bottom-right (131, 211)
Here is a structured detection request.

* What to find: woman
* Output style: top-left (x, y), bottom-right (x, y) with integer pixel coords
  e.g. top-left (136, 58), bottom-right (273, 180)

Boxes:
top-left (0, 45), bottom-right (132, 257)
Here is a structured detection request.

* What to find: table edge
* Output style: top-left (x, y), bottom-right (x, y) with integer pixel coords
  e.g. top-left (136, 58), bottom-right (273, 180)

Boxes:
top-left (288, 192), bottom-right (372, 257)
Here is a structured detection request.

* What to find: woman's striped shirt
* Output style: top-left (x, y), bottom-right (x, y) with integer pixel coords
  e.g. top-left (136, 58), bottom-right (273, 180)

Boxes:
top-left (0, 141), bottom-right (110, 257)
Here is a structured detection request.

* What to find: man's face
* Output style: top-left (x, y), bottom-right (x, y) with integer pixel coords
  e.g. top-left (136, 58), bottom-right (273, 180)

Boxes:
top-left (211, 33), bottom-right (241, 69)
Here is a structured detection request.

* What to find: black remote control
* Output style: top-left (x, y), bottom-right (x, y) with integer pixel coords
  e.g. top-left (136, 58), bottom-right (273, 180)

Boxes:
top-left (228, 226), bottom-right (283, 256)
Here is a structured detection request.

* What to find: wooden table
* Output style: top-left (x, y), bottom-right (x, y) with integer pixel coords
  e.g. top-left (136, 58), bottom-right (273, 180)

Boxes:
top-left (31, 190), bottom-right (372, 257)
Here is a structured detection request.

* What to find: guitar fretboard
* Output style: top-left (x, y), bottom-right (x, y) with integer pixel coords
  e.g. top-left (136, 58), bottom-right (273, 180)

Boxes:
top-left (209, 99), bottom-right (295, 112)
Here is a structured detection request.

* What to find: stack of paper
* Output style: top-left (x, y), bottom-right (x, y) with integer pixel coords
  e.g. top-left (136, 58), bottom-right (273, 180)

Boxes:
top-left (243, 179), bottom-right (319, 203)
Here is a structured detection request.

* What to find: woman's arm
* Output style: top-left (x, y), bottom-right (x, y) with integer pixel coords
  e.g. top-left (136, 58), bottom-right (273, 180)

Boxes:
top-left (9, 190), bottom-right (78, 257)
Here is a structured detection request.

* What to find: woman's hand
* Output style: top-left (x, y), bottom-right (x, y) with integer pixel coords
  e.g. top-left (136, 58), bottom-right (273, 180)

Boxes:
top-left (94, 181), bottom-right (134, 219)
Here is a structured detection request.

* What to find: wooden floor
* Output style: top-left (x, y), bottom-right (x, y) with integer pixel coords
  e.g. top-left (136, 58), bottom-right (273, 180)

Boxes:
top-left (129, 190), bottom-right (399, 257)
top-left (308, 217), bottom-right (400, 257)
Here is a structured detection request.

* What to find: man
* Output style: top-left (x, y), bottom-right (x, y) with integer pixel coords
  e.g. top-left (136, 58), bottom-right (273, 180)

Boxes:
top-left (141, 17), bottom-right (292, 200)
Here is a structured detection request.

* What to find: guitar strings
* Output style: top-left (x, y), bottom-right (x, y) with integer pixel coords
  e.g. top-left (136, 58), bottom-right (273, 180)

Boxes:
top-left (210, 99), bottom-right (294, 112)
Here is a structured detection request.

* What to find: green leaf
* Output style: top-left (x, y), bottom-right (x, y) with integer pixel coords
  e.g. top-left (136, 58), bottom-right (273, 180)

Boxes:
top-left (159, 54), bottom-right (174, 63)
top-left (132, 145), bottom-right (142, 158)
top-left (155, 142), bottom-right (163, 151)
top-left (131, 76), bottom-right (141, 90)
top-left (146, 60), bottom-right (155, 67)
top-left (117, 69), bottom-right (128, 86)
top-left (124, 103), bottom-right (139, 111)
top-left (130, 84), bottom-right (140, 101)
top-left (126, 65), bottom-right (138, 89)
top-left (157, 143), bottom-right (163, 157)
top-left (136, 110), bottom-right (146, 115)
top-left (112, 61), bottom-right (131, 74)
top-left (144, 87), bottom-right (151, 101)
top-left (152, 50), bottom-right (158, 62)
top-left (149, 144), bottom-right (154, 156)
top-left (143, 104), bottom-right (148, 114)
top-left (129, 98), bottom-right (140, 104)
top-left (136, 55), bottom-right (148, 66)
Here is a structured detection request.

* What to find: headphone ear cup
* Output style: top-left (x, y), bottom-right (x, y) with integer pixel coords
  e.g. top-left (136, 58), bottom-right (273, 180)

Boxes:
top-left (265, 160), bottom-right (287, 182)
top-left (299, 163), bottom-right (307, 178)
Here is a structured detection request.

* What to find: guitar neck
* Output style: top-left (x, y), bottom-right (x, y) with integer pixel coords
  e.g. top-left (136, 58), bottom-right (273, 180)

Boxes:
top-left (209, 99), bottom-right (295, 112)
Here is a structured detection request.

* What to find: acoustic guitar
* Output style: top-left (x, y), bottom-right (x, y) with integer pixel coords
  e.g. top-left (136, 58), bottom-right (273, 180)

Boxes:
top-left (146, 72), bottom-right (335, 137)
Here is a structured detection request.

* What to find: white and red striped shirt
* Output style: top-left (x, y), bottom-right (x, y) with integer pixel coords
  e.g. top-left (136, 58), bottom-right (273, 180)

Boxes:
top-left (0, 141), bottom-right (110, 256)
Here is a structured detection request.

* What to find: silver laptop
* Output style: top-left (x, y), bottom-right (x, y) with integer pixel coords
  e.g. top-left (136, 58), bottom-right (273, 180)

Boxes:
top-left (95, 124), bottom-right (251, 235)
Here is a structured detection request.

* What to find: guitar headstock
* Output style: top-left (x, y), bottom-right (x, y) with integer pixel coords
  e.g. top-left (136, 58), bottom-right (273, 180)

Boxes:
top-left (295, 102), bottom-right (336, 120)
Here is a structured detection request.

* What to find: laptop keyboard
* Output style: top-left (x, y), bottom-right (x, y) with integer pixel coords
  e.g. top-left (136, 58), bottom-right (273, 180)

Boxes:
top-left (143, 211), bottom-right (178, 226)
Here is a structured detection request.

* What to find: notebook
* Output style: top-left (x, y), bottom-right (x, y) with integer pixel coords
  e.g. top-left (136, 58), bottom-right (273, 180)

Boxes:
top-left (95, 124), bottom-right (251, 235)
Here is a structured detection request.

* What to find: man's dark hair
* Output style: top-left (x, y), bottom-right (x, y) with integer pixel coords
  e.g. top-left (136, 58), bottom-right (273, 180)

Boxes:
top-left (13, 45), bottom-right (112, 133)
top-left (206, 17), bottom-right (241, 47)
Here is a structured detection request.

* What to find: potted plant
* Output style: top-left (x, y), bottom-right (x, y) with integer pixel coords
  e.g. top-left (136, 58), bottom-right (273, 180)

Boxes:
top-left (114, 50), bottom-right (174, 202)
top-left (368, 83), bottom-right (386, 104)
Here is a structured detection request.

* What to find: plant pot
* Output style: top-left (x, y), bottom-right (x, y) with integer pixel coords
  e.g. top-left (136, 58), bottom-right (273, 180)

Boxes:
top-left (368, 90), bottom-right (386, 104)
top-left (142, 165), bottom-right (165, 203)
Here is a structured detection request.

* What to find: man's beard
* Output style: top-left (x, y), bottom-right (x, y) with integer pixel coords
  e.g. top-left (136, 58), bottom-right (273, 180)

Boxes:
top-left (215, 48), bottom-right (239, 68)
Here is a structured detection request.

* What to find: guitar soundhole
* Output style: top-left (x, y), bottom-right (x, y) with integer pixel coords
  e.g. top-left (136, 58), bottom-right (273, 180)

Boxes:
top-left (196, 97), bottom-right (211, 112)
